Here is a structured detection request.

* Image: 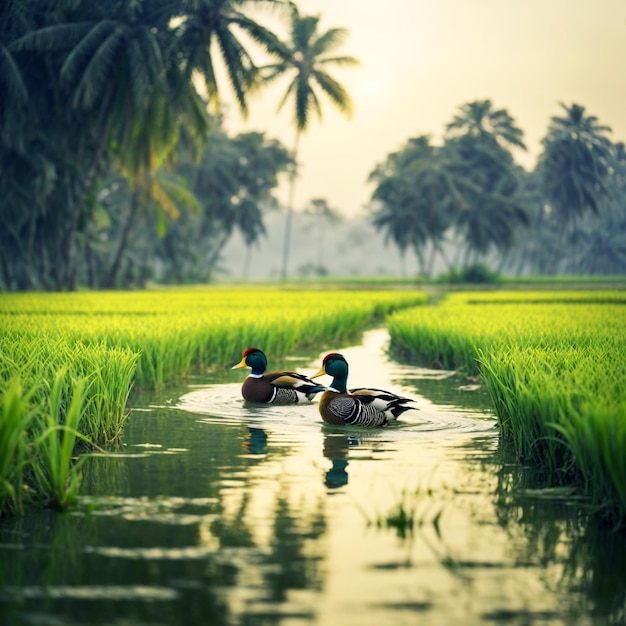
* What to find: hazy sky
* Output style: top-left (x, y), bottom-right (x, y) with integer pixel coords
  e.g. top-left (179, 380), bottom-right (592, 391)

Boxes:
top-left (225, 0), bottom-right (626, 218)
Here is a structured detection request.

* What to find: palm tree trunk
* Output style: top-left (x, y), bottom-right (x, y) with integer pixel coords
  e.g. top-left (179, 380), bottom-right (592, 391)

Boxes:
top-left (106, 189), bottom-right (141, 288)
top-left (280, 131), bottom-right (300, 281)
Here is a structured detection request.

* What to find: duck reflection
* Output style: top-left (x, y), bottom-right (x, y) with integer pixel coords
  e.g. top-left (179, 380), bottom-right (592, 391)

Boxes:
top-left (242, 426), bottom-right (268, 454)
top-left (322, 432), bottom-right (360, 489)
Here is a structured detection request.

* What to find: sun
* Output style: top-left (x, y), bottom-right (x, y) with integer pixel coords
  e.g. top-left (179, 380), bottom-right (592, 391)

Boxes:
top-left (367, 78), bottom-right (380, 90)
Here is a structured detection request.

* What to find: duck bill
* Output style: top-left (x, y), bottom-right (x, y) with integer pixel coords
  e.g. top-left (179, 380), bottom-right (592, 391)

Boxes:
top-left (231, 357), bottom-right (248, 370)
top-left (310, 365), bottom-right (326, 379)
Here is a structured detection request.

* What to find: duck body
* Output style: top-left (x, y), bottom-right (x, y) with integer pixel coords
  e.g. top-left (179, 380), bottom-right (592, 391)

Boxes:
top-left (232, 348), bottom-right (326, 405)
top-left (312, 353), bottom-right (416, 427)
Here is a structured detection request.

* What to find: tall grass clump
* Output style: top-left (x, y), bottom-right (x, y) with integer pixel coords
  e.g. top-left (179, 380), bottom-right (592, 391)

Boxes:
top-left (387, 290), bottom-right (626, 525)
top-left (0, 334), bottom-right (139, 516)
top-left (31, 369), bottom-right (89, 510)
top-left (0, 380), bottom-right (35, 515)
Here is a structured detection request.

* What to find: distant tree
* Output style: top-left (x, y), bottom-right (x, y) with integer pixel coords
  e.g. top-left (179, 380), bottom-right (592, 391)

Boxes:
top-left (537, 102), bottom-right (614, 272)
top-left (446, 99), bottom-right (526, 150)
top-left (158, 127), bottom-right (292, 282)
top-left (303, 197), bottom-right (342, 271)
top-left (174, 0), bottom-right (290, 117)
top-left (443, 100), bottom-right (529, 265)
top-left (261, 5), bottom-right (359, 279)
top-left (369, 136), bottom-right (458, 276)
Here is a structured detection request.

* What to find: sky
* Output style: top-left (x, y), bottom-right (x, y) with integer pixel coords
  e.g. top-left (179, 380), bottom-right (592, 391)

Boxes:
top-left (223, 0), bottom-right (626, 218)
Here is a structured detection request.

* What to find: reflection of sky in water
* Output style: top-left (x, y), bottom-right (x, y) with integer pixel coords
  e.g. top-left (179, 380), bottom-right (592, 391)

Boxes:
top-left (1, 329), bottom-right (623, 626)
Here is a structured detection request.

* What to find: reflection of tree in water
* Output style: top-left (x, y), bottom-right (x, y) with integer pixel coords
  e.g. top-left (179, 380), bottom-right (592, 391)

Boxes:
top-left (204, 467), bottom-right (328, 615)
top-left (490, 443), bottom-right (626, 623)
top-left (264, 491), bottom-right (327, 601)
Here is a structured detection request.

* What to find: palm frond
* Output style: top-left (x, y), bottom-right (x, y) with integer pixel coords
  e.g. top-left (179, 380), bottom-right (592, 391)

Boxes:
top-left (9, 22), bottom-right (91, 52)
top-left (0, 45), bottom-right (28, 105)
top-left (60, 20), bottom-right (116, 87)
top-left (312, 70), bottom-right (353, 117)
top-left (72, 23), bottom-right (126, 108)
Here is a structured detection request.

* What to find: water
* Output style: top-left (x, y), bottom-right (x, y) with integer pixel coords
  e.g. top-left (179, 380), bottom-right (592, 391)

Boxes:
top-left (1, 329), bottom-right (625, 625)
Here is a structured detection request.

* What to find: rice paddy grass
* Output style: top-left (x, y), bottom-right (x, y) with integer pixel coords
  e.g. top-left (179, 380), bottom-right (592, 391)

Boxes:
top-left (0, 287), bottom-right (427, 516)
top-left (386, 290), bottom-right (626, 527)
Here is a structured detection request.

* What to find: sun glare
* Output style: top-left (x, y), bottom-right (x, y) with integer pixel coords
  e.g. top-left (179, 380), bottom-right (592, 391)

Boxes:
top-left (367, 78), bottom-right (380, 90)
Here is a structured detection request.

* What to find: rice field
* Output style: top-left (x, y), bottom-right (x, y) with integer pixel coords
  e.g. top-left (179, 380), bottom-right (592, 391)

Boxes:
top-left (386, 290), bottom-right (626, 526)
top-left (0, 287), bottom-right (427, 516)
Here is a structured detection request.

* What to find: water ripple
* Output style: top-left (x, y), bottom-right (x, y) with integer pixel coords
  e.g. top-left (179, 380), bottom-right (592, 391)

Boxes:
top-left (176, 380), bottom-right (495, 440)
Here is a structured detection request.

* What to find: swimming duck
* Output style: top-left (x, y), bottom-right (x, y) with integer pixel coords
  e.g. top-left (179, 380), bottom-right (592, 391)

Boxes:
top-left (232, 348), bottom-right (326, 404)
top-left (311, 352), bottom-right (416, 427)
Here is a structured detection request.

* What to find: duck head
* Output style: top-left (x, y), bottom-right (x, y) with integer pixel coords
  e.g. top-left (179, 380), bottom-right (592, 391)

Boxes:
top-left (232, 348), bottom-right (267, 376)
top-left (311, 353), bottom-right (349, 393)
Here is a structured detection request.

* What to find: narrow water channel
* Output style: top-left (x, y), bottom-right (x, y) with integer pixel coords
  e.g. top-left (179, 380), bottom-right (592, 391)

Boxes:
top-left (1, 329), bottom-right (625, 625)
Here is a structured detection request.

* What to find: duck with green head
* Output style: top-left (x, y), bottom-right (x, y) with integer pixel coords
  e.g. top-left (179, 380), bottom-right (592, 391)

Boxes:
top-left (232, 348), bottom-right (326, 405)
top-left (311, 352), bottom-right (417, 427)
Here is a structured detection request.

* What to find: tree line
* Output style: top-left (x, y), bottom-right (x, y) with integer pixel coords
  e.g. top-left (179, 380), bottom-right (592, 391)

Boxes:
top-left (1, 2), bottom-right (624, 291)
top-left (0, 0), bottom-right (357, 290)
top-left (369, 100), bottom-right (625, 276)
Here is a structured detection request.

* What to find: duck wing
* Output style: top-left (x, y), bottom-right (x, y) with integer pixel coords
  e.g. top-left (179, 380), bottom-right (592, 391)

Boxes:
top-left (321, 392), bottom-right (391, 427)
top-left (349, 387), bottom-right (417, 419)
top-left (265, 371), bottom-right (326, 402)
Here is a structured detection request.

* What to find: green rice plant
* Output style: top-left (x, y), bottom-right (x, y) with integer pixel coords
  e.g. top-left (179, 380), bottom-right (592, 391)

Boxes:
top-left (551, 402), bottom-right (626, 524)
top-left (0, 379), bottom-right (36, 515)
top-left (388, 290), bottom-right (626, 524)
top-left (77, 345), bottom-right (140, 444)
top-left (0, 288), bottom-right (427, 389)
top-left (30, 369), bottom-right (89, 510)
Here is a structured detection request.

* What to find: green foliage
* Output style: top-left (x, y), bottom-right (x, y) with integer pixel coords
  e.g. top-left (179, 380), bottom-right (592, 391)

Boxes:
top-left (539, 103), bottom-right (613, 223)
top-left (31, 370), bottom-right (88, 510)
top-left (435, 264), bottom-right (501, 284)
top-left (387, 291), bottom-right (626, 525)
top-left (0, 380), bottom-right (35, 515)
top-left (369, 100), bottom-right (530, 275)
top-left (0, 0), bottom-right (292, 291)
top-left (260, 4), bottom-right (359, 280)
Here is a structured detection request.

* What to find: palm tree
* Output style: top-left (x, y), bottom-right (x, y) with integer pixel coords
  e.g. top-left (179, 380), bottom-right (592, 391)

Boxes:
top-left (538, 103), bottom-right (614, 272)
top-left (443, 100), bottom-right (529, 266)
top-left (174, 0), bottom-right (290, 117)
top-left (369, 136), bottom-right (458, 276)
top-left (261, 5), bottom-right (359, 279)
top-left (4, 0), bottom-right (288, 289)
top-left (446, 99), bottom-right (526, 151)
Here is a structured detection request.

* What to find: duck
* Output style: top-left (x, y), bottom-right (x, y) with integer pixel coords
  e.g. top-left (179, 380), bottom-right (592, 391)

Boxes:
top-left (311, 352), bottom-right (416, 427)
top-left (231, 347), bottom-right (326, 404)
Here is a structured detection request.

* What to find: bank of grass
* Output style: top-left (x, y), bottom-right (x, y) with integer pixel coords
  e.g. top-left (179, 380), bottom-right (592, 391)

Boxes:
top-left (0, 287), bottom-right (427, 516)
top-left (387, 290), bottom-right (626, 526)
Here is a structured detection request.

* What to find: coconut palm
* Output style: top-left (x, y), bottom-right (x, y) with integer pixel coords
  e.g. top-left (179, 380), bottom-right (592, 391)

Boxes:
top-left (539, 103), bottom-right (614, 229)
top-left (443, 100), bottom-right (529, 265)
top-left (446, 99), bottom-right (526, 151)
top-left (261, 5), bottom-right (359, 279)
top-left (369, 136), bottom-right (459, 276)
top-left (175, 0), bottom-right (290, 116)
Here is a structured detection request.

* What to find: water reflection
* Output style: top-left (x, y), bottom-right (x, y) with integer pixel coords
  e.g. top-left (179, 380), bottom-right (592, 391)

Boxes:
top-left (488, 448), bottom-right (626, 624)
top-left (322, 432), bottom-right (358, 489)
top-left (242, 426), bottom-right (268, 455)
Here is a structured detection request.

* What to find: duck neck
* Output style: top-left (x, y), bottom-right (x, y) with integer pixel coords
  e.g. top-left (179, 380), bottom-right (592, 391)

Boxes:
top-left (329, 376), bottom-right (348, 394)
